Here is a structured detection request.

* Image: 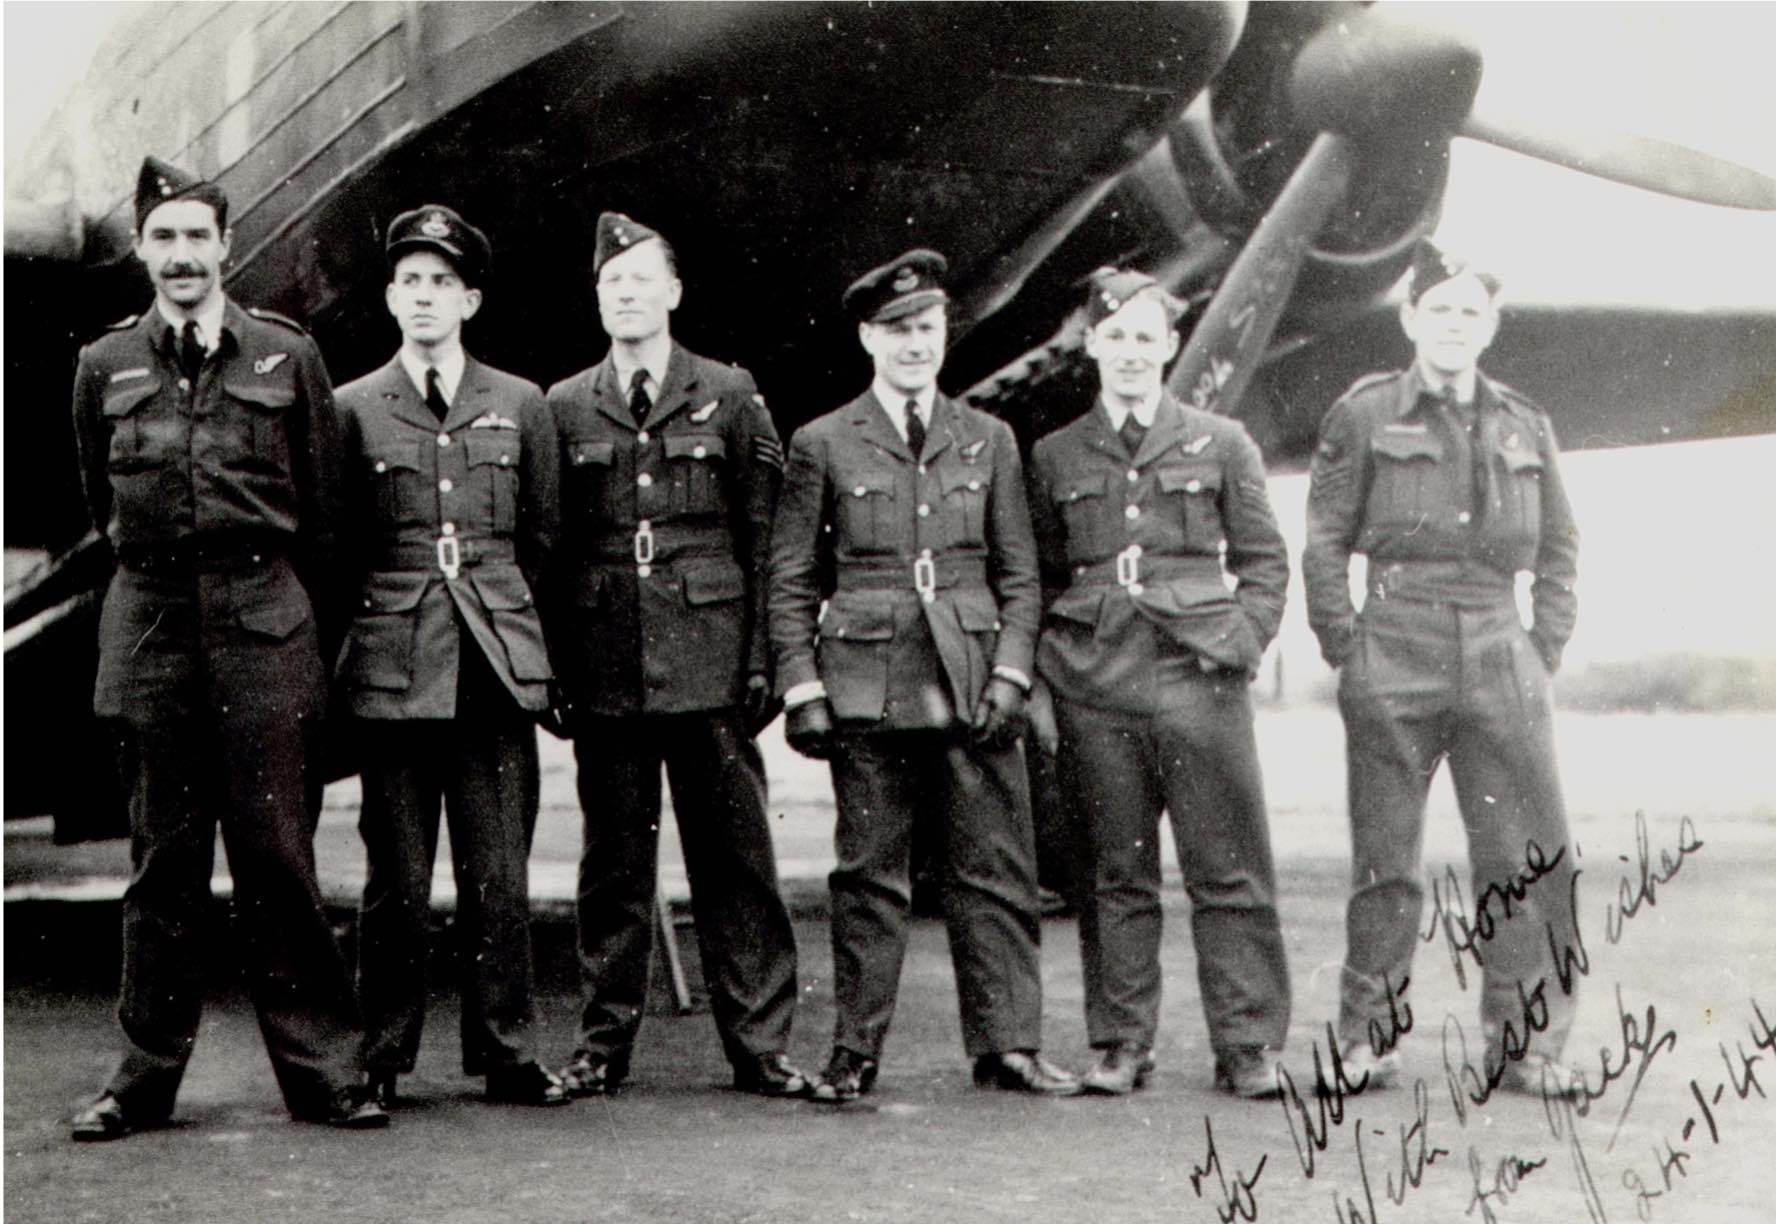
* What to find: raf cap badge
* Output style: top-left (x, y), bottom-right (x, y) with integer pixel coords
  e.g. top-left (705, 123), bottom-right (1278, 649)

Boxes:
top-left (421, 211), bottom-right (451, 238)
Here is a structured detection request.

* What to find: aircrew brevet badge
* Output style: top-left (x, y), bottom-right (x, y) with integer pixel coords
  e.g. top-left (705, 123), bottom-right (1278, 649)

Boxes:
top-left (254, 353), bottom-right (289, 374)
top-left (892, 268), bottom-right (918, 293)
top-left (421, 212), bottom-right (450, 238)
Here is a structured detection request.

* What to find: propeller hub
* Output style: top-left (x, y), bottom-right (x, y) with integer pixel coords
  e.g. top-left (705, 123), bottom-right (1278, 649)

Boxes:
top-left (1288, 11), bottom-right (1482, 144)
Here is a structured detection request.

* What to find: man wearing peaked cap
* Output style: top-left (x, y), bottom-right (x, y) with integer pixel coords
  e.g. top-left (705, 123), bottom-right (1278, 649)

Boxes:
top-left (331, 205), bottom-right (566, 1109)
top-left (769, 248), bottom-right (1078, 1101)
top-left (544, 211), bottom-right (806, 1099)
top-left (68, 158), bottom-right (386, 1138)
top-left (1027, 267), bottom-right (1292, 1099)
top-left (1304, 238), bottom-right (1582, 1096)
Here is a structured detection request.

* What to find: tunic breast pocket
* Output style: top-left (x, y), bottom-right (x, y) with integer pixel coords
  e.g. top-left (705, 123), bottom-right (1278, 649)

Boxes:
top-left (367, 443), bottom-right (426, 528)
top-left (1368, 431), bottom-right (1444, 523)
top-left (1156, 462), bottom-right (1225, 552)
top-left (938, 464), bottom-right (989, 548)
top-left (1496, 444), bottom-right (1544, 532)
top-left (221, 378), bottom-right (296, 475)
top-left (664, 433), bottom-right (726, 517)
top-left (101, 382), bottom-right (164, 473)
top-left (836, 469), bottom-right (899, 555)
top-left (465, 432), bottom-right (520, 532)
top-left (566, 438), bottom-right (617, 520)
top-left (1057, 474), bottom-right (1110, 560)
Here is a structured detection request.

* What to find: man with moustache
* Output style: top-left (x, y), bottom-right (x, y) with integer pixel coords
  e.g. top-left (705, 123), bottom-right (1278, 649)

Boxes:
top-left (1304, 240), bottom-right (1581, 1095)
top-left (67, 157), bottom-right (385, 1138)
top-left (333, 206), bottom-right (566, 1108)
top-left (546, 213), bottom-right (805, 1098)
top-left (1026, 268), bottom-right (1292, 1098)
top-left (769, 249), bottom-right (1077, 1102)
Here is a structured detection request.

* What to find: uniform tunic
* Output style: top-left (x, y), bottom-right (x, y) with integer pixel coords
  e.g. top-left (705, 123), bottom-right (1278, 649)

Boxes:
top-left (70, 300), bottom-right (363, 1122)
top-left (334, 354), bottom-right (558, 1077)
top-left (1303, 366), bottom-right (1581, 1072)
top-left (768, 390), bottom-right (1047, 1060)
top-left (546, 343), bottom-right (799, 1068)
top-left (1028, 394), bottom-right (1292, 1055)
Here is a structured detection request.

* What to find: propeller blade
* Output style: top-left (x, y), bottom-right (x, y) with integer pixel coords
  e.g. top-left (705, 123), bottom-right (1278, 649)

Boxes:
top-left (1166, 131), bottom-right (1355, 415)
top-left (1463, 108), bottom-right (1776, 211)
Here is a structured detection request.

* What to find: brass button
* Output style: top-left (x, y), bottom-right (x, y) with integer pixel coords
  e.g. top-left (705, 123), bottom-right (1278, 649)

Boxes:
top-left (637, 430), bottom-right (650, 444)
top-left (637, 563), bottom-right (652, 578)
top-left (439, 478), bottom-right (453, 493)
top-left (1186, 479), bottom-right (1203, 493)
top-left (692, 444), bottom-right (707, 459)
top-left (438, 433), bottom-right (451, 447)
top-left (1458, 511), bottom-right (1473, 524)
top-left (637, 472), bottom-right (653, 488)
top-left (441, 522), bottom-right (456, 536)
top-left (853, 485), bottom-right (868, 498)
top-left (1127, 470), bottom-right (1139, 483)
top-left (918, 504), bottom-right (931, 517)
top-left (967, 479), bottom-right (981, 491)
top-left (1125, 505), bottom-right (1140, 520)
top-left (373, 460), bottom-right (387, 473)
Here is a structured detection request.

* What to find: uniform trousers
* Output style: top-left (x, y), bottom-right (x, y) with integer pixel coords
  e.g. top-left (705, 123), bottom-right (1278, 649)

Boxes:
top-left (355, 644), bottom-right (542, 1077)
top-left (1055, 682), bottom-right (1290, 1055)
top-left (827, 729), bottom-right (1045, 1060)
top-left (103, 577), bottom-right (361, 1119)
top-left (1336, 595), bottom-right (1578, 1069)
top-left (571, 709), bottom-right (798, 1066)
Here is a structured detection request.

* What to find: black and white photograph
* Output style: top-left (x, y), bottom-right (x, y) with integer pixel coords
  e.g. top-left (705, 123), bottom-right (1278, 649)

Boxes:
top-left (4, 3), bottom-right (1773, 1220)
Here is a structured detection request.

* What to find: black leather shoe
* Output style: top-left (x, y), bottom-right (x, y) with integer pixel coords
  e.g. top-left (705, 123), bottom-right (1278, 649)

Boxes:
top-left (316, 1084), bottom-right (391, 1129)
top-left (732, 1051), bottom-right (812, 1098)
top-left (486, 1062), bottom-right (571, 1106)
top-left (810, 1047), bottom-right (878, 1103)
top-left (558, 1051), bottom-right (628, 1097)
top-left (1213, 1046), bottom-right (1284, 1099)
top-left (70, 1094), bottom-right (155, 1142)
top-left (973, 1050), bottom-right (1081, 1096)
top-left (367, 1071), bottom-right (399, 1110)
top-left (1080, 1044), bottom-right (1157, 1096)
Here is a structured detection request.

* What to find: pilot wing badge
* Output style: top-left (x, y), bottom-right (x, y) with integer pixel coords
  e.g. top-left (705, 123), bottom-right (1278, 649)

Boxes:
top-left (689, 400), bottom-right (720, 422)
top-left (253, 353), bottom-right (289, 375)
top-left (470, 411), bottom-right (519, 430)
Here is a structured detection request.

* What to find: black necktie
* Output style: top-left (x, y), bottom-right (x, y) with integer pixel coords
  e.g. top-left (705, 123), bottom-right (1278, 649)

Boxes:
top-left (905, 399), bottom-right (926, 457)
top-left (178, 320), bottom-right (204, 381)
top-left (630, 369), bottom-right (652, 427)
top-left (1119, 414), bottom-right (1148, 456)
top-left (425, 367), bottom-right (449, 422)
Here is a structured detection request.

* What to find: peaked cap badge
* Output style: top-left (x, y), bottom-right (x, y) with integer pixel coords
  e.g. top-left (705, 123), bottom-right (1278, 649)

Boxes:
top-left (892, 268), bottom-right (918, 293)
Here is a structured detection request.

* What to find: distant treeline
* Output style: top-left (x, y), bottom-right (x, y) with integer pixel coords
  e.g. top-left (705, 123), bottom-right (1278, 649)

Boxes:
top-left (1554, 655), bottom-right (1776, 713)
top-left (1268, 654), bottom-right (1776, 712)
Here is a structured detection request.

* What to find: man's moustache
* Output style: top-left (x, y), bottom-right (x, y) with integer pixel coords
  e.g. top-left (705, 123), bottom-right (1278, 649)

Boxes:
top-left (159, 264), bottom-right (205, 278)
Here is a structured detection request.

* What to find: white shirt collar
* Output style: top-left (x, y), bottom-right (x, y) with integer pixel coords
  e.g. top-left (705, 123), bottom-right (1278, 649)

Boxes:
top-left (871, 378), bottom-right (936, 444)
top-left (399, 344), bottom-right (466, 404)
top-left (1100, 389), bottom-right (1161, 432)
top-left (611, 338), bottom-right (671, 400)
top-left (155, 295), bottom-right (227, 353)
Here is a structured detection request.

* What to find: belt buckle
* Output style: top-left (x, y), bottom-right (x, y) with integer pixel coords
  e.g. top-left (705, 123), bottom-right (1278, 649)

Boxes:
top-left (634, 520), bottom-right (656, 565)
top-left (436, 535), bottom-right (461, 580)
top-left (1115, 544), bottom-right (1143, 594)
top-left (912, 553), bottom-right (937, 603)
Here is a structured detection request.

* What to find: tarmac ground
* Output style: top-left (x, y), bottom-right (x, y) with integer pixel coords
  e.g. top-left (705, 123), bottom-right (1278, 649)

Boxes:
top-left (5, 708), bottom-right (1774, 1223)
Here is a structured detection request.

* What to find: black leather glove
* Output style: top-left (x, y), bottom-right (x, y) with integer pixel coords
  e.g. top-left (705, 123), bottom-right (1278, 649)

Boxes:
top-left (537, 681), bottom-right (574, 741)
top-left (785, 698), bottom-right (836, 760)
top-left (743, 672), bottom-right (783, 737)
top-left (971, 677), bottom-right (1027, 750)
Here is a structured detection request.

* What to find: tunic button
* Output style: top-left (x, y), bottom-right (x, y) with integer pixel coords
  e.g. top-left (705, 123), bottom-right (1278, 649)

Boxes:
top-left (439, 478), bottom-right (453, 493)
top-left (920, 591), bottom-right (936, 604)
top-left (1127, 469), bottom-right (1138, 482)
top-left (374, 460), bottom-right (387, 473)
top-left (499, 454), bottom-right (510, 466)
top-left (1458, 510), bottom-right (1472, 524)
top-left (692, 444), bottom-right (706, 459)
top-left (853, 485), bottom-right (868, 498)
top-left (364, 598), bottom-right (372, 609)
top-left (967, 479), bottom-right (981, 491)
top-left (441, 522), bottom-right (456, 536)
top-left (178, 378), bottom-right (190, 392)
top-left (1128, 582), bottom-right (1144, 595)
top-left (918, 464), bottom-right (928, 476)
top-left (438, 433), bottom-right (451, 447)
top-left (637, 472), bottom-right (653, 488)
top-left (637, 564), bottom-right (652, 578)
top-left (637, 430), bottom-right (650, 444)
top-left (1185, 479), bottom-right (1203, 493)
top-left (1125, 505), bottom-right (1140, 520)
top-left (918, 503), bottom-right (931, 517)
